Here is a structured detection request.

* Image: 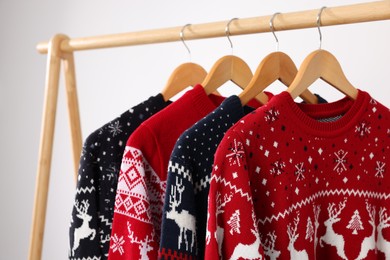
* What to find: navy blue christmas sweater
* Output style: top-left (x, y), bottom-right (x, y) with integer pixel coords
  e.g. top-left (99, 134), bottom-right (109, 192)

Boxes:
top-left (158, 95), bottom-right (267, 259)
top-left (69, 94), bottom-right (170, 260)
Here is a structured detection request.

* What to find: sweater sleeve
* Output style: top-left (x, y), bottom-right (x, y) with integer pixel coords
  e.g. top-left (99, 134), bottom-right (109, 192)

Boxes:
top-left (108, 125), bottom-right (165, 260)
top-left (158, 155), bottom-right (197, 259)
top-left (205, 130), bottom-right (265, 260)
top-left (69, 135), bottom-right (101, 259)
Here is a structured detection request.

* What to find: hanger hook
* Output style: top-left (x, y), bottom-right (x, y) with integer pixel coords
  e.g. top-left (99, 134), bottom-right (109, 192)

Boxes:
top-left (180, 23), bottom-right (192, 61)
top-left (317, 6), bottom-right (326, 49)
top-left (225, 18), bottom-right (238, 54)
top-left (270, 12), bottom-right (281, 51)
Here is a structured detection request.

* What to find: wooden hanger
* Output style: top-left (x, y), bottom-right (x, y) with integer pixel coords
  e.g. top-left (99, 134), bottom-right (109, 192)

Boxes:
top-left (239, 51), bottom-right (319, 105)
top-left (239, 13), bottom-right (318, 105)
top-left (161, 24), bottom-right (209, 101)
top-left (287, 7), bottom-right (358, 100)
top-left (161, 62), bottom-right (207, 101)
top-left (202, 18), bottom-right (254, 95)
top-left (287, 49), bottom-right (358, 100)
top-left (202, 55), bottom-right (253, 95)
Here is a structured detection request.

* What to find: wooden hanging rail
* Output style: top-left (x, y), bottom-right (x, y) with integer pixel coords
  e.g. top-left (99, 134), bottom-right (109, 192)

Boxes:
top-left (30, 1), bottom-right (390, 260)
top-left (37, 1), bottom-right (390, 54)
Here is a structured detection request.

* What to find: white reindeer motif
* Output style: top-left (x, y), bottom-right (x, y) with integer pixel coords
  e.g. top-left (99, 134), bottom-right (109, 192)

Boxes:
top-left (261, 231), bottom-right (280, 260)
top-left (377, 207), bottom-right (390, 258)
top-left (127, 222), bottom-right (154, 260)
top-left (166, 177), bottom-right (196, 252)
top-left (229, 229), bottom-right (262, 260)
top-left (319, 198), bottom-right (347, 260)
top-left (356, 201), bottom-right (376, 260)
top-left (72, 200), bottom-right (96, 255)
top-left (313, 204), bottom-right (321, 258)
top-left (287, 213), bottom-right (308, 260)
top-left (215, 191), bottom-right (234, 257)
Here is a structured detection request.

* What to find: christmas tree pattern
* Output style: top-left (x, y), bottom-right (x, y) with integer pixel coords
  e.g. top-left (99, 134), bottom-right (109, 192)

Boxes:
top-left (305, 217), bottom-right (314, 242)
top-left (227, 210), bottom-right (241, 235)
top-left (347, 210), bottom-right (364, 235)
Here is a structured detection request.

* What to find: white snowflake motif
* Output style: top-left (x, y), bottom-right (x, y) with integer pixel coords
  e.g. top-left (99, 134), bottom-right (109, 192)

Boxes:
top-left (108, 120), bottom-right (123, 137)
top-left (226, 139), bottom-right (245, 167)
top-left (110, 234), bottom-right (125, 255)
top-left (295, 162), bottom-right (306, 181)
top-left (106, 163), bottom-right (119, 184)
top-left (375, 161), bottom-right (386, 178)
top-left (355, 120), bottom-right (371, 139)
top-left (264, 107), bottom-right (280, 123)
top-left (333, 149), bottom-right (348, 173)
top-left (270, 159), bottom-right (285, 176)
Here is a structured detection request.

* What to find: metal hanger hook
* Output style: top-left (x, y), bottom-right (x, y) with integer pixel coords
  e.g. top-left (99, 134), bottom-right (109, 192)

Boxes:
top-left (225, 18), bottom-right (238, 54)
top-left (317, 6), bottom-right (326, 49)
top-left (180, 23), bottom-right (192, 61)
top-left (270, 12), bottom-right (281, 51)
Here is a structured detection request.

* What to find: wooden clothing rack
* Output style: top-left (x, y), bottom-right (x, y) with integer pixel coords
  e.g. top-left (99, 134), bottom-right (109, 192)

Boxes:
top-left (30, 1), bottom-right (390, 259)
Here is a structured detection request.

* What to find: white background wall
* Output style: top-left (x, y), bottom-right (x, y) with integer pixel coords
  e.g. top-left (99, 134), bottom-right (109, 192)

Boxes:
top-left (0, 0), bottom-right (389, 259)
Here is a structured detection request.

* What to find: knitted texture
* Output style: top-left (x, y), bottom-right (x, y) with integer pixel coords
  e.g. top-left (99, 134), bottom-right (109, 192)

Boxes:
top-left (205, 91), bottom-right (390, 259)
top-left (69, 94), bottom-right (169, 260)
top-left (108, 85), bottom-right (224, 260)
top-left (158, 95), bottom-right (269, 259)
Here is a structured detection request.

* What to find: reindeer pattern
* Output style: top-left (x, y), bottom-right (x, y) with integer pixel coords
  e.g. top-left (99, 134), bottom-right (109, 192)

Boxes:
top-left (71, 199), bottom-right (96, 255)
top-left (127, 222), bottom-right (154, 260)
top-left (255, 199), bottom-right (390, 259)
top-left (166, 177), bottom-right (196, 252)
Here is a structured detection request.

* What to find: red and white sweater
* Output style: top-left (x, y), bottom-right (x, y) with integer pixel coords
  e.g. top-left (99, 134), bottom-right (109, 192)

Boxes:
top-left (108, 85), bottom-right (224, 260)
top-left (205, 91), bottom-right (390, 259)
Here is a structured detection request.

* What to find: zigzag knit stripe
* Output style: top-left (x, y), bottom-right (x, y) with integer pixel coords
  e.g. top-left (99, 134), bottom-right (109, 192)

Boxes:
top-left (98, 214), bottom-right (112, 228)
top-left (168, 161), bottom-right (193, 183)
top-left (76, 186), bottom-right (96, 194)
top-left (194, 175), bottom-right (211, 194)
top-left (212, 175), bottom-right (252, 202)
top-left (258, 189), bottom-right (390, 225)
top-left (69, 256), bottom-right (101, 260)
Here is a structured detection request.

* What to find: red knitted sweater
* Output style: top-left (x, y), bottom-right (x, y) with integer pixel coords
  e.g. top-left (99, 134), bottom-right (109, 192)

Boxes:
top-left (205, 91), bottom-right (390, 259)
top-left (108, 85), bottom-right (224, 260)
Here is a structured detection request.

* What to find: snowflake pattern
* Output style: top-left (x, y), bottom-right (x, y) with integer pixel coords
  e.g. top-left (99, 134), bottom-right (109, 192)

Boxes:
top-left (108, 120), bottom-right (123, 137)
top-left (105, 163), bottom-right (119, 185)
top-left (264, 107), bottom-right (280, 123)
top-left (333, 150), bottom-right (348, 173)
top-left (226, 139), bottom-right (245, 167)
top-left (355, 120), bottom-right (371, 139)
top-left (110, 234), bottom-right (125, 255)
top-left (294, 162), bottom-right (306, 181)
top-left (270, 159), bottom-right (285, 176)
top-left (375, 161), bottom-right (386, 178)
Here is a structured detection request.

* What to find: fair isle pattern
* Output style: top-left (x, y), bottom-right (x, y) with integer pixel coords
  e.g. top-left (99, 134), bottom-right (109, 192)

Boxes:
top-left (159, 96), bottom-right (261, 260)
top-left (168, 161), bottom-right (193, 183)
top-left (115, 146), bottom-right (166, 229)
top-left (69, 94), bottom-right (169, 260)
top-left (258, 188), bottom-right (390, 225)
top-left (205, 91), bottom-right (390, 260)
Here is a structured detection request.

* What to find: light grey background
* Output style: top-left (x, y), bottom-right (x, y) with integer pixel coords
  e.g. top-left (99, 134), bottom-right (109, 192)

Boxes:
top-left (0, 0), bottom-right (389, 259)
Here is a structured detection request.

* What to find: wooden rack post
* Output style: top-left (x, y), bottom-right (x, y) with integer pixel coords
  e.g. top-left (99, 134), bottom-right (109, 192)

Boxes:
top-left (30, 1), bottom-right (390, 259)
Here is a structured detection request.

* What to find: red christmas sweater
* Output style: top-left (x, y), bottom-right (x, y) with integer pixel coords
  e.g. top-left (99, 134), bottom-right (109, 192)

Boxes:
top-left (205, 90), bottom-right (390, 260)
top-left (108, 85), bottom-right (224, 260)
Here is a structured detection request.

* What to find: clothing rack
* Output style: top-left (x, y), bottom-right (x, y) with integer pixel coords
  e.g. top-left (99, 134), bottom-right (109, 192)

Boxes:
top-left (30, 1), bottom-right (390, 259)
